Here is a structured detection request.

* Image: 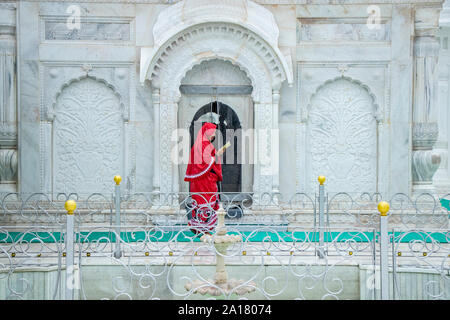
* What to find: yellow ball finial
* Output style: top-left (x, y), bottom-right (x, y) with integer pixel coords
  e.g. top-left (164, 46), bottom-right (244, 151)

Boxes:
top-left (65, 200), bottom-right (77, 215)
top-left (378, 201), bottom-right (390, 216)
top-left (318, 176), bottom-right (326, 185)
top-left (114, 175), bottom-right (122, 185)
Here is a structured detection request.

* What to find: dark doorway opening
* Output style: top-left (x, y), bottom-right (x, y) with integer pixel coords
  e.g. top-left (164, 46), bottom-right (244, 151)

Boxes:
top-left (190, 101), bottom-right (242, 193)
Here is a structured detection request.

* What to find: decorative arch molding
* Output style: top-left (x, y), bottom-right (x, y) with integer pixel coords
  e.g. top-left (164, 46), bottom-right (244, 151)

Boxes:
top-left (305, 76), bottom-right (383, 123)
top-left (48, 74), bottom-right (128, 122)
top-left (140, 0), bottom-right (293, 94)
top-left (152, 0), bottom-right (280, 50)
top-left (141, 22), bottom-right (292, 102)
top-left (141, 0), bottom-right (292, 196)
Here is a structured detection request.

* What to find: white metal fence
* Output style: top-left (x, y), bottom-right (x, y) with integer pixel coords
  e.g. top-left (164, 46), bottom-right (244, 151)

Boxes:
top-left (0, 178), bottom-right (448, 300)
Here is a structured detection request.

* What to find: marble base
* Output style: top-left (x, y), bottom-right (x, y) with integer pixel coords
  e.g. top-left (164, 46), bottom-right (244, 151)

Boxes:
top-left (184, 278), bottom-right (256, 296)
top-left (0, 182), bottom-right (17, 193)
top-left (412, 182), bottom-right (438, 195)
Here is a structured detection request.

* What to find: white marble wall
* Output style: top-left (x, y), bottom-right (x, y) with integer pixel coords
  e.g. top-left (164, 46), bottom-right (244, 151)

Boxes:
top-left (13, 0), bottom-right (448, 199)
top-left (295, 4), bottom-right (404, 196)
top-left (18, 2), bottom-right (142, 195)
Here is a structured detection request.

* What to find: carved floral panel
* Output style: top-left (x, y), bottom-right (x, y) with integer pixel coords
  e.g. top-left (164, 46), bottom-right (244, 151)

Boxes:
top-left (53, 77), bottom-right (123, 194)
top-left (307, 78), bottom-right (377, 194)
top-left (45, 20), bottom-right (131, 41)
top-left (298, 22), bottom-right (390, 42)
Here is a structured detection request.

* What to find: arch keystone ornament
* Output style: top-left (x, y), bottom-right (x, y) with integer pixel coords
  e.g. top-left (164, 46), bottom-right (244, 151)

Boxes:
top-left (140, 0), bottom-right (293, 197)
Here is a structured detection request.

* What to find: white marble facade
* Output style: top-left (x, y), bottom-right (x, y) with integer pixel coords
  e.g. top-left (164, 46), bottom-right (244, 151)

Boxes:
top-left (1, 0), bottom-right (449, 200)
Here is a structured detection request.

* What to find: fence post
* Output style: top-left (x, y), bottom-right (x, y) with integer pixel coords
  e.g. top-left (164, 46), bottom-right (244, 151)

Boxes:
top-left (378, 200), bottom-right (390, 300)
top-left (317, 175), bottom-right (326, 259)
top-left (65, 199), bottom-right (76, 300)
top-left (114, 175), bottom-right (122, 259)
top-left (391, 227), bottom-right (397, 300)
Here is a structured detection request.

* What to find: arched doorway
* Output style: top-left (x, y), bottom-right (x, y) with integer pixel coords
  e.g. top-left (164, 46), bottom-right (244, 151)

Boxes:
top-left (189, 101), bottom-right (242, 193)
top-left (142, 3), bottom-right (294, 197)
top-left (176, 58), bottom-right (255, 197)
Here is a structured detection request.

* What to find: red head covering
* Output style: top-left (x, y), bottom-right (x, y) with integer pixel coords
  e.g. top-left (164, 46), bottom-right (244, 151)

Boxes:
top-left (184, 122), bottom-right (222, 182)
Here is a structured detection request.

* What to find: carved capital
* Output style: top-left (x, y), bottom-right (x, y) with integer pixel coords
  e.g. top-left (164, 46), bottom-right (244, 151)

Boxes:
top-left (414, 5), bottom-right (442, 37)
top-left (0, 3), bottom-right (16, 32)
top-left (0, 123), bottom-right (17, 147)
top-left (272, 90), bottom-right (280, 104)
top-left (151, 88), bottom-right (160, 103)
top-left (412, 122), bottom-right (439, 149)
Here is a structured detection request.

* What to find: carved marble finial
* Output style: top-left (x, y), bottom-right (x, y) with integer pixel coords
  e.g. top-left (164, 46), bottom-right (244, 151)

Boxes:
top-left (337, 64), bottom-right (349, 76)
top-left (81, 63), bottom-right (93, 75)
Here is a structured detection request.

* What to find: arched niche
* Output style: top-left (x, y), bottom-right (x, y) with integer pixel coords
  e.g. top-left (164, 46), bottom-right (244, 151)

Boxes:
top-left (306, 77), bottom-right (381, 194)
top-left (51, 76), bottom-right (126, 195)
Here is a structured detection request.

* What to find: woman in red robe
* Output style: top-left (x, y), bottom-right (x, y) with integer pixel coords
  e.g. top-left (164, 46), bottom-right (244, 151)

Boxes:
top-left (184, 122), bottom-right (223, 235)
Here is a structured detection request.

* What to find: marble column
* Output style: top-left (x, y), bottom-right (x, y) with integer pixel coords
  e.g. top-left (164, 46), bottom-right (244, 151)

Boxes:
top-left (0, 3), bottom-right (17, 193)
top-left (152, 87), bottom-right (160, 193)
top-left (411, 5), bottom-right (443, 194)
top-left (272, 89), bottom-right (280, 196)
top-left (252, 100), bottom-right (277, 206)
top-left (252, 102), bottom-right (261, 198)
top-left (433, 8), bottom-right (450, 192)
top-left (158, 91), bottom-right (178, 196)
